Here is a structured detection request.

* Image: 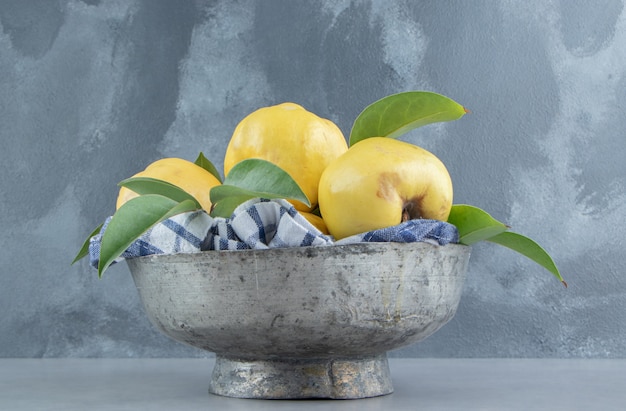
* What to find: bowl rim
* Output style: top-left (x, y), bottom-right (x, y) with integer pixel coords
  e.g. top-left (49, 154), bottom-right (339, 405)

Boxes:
top-left (127, 241), bottom-right (470, 263)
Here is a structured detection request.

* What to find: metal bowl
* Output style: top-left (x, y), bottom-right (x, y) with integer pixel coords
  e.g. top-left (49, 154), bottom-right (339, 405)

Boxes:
top-left (127, 242), bottom-right (470, 399)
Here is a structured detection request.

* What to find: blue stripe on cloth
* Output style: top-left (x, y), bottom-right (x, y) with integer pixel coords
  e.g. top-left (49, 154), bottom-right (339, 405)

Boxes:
top-left (219, 237), bottom-right (229, 250)
top-left (161, 218), bottom-right (203, 249)
top-left (247, 206), bottom-right (266, 243)
top-left (300, 231), bottom-right (316, 247)
top-left (360, 219), bottom-right (458, 244)
top-left (125, 238), bottom-right (163, 257)
top-left (287, 207), bottom-right (299, 218)
top-left (226, 223), bottom-right (237, 241)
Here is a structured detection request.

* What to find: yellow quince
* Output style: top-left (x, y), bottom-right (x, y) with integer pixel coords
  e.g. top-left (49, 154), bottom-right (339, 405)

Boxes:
top-left (223, 102), bottom-right (348, 212)
top-left (318, 137), bottom-right (453, 240)
top-left (116, 157), bottom-right (221, 212)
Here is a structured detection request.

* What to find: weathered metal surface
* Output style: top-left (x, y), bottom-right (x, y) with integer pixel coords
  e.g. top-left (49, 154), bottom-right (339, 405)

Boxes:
top-left (127, 242), bottom-right (470, 399)
top-left (209, 355), bottom-right (392, 399)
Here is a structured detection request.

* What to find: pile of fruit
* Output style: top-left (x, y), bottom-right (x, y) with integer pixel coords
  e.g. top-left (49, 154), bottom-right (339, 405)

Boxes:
top-left (73, 91), bottom-right (565, 286)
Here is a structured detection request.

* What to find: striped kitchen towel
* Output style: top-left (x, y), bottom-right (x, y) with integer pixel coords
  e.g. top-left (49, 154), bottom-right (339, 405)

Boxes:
top-left (89, 198), bottom-right (458, 269)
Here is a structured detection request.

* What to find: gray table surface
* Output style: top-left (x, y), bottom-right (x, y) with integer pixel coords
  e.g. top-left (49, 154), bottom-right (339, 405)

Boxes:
top-left (1, 358), bottom-right (624, 410)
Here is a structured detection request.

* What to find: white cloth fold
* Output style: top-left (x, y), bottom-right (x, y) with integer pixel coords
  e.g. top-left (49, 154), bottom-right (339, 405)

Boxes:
top-left (89, 198), bottom-right (459, 269)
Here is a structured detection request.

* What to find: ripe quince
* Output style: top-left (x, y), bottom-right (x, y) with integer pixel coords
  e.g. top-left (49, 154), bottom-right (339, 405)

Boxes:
top-left (116, 157), bottom-right (221, 212)
top-left (223, 102), bottom-right (348, 212)
top-left (318, 137), bottom-right (453, 240)
top-left (300, 212), bottom-right (329, 235)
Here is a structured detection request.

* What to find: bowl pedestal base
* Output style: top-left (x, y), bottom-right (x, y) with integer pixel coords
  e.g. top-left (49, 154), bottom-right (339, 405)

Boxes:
top-left (209, 354), bottom-right (393, 399)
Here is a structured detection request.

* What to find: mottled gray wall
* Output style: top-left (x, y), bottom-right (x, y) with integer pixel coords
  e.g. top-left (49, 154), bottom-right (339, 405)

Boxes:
top-left (1, 0), bottom-right (624, 358)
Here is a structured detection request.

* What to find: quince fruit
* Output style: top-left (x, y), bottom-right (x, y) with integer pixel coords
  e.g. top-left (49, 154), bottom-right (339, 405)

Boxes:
top-left (300, 212), bottom-right (329, 235)
top-left (318, 137), bottom-right (453, 240)
top-left (223, 102), bottom-right (348, 212)
top-left (116, 157), bottom-right (221, 212)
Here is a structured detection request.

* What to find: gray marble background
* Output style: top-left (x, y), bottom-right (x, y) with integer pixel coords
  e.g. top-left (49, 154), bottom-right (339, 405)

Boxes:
top-left (1, 0), bottom-right (624, 358)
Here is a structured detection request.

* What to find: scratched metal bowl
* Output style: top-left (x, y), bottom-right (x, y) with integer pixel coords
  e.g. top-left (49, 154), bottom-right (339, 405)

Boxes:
top-left (127, 242), bottom-right (470, 399)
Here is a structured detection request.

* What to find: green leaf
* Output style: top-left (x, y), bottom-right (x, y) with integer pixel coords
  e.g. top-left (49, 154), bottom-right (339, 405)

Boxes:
top-left (210, 185), bottom-right (270, 204)
top-left (194, 152), bottom-right (223, 183)
top-left (118, 177), bottom-right (201, 208)
top-left (310, 206), bottom-right (322, 217)
top-left (223, 159), bottom-right (309, 203)
top-left (71, 222), bottom-right (104, 265)
top-left (209, 193), bottom-right (255, 218)
top-left (448, 204), bottom-right (567, 286)
top-left (97, 195), bottom-right (198, 278)
top-left (447, 204), bottom-right (508, 245)
top-left (349, 91), bottom-right (468, 146)
top-left (487, 231), bottom-right (567, 287)
top-left (209, 158), bottom-right (310, 217)
top-left (209, 183), bottom-right (309, 218)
